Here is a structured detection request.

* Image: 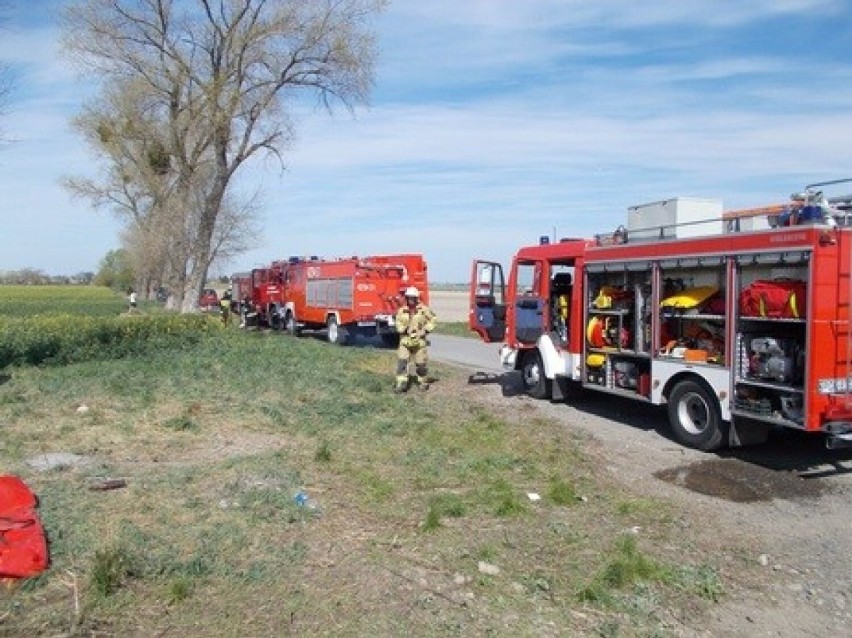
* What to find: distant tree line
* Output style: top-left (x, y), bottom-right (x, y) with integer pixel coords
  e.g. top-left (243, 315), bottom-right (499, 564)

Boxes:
top-left (0, 269), bottom-right (95, 285)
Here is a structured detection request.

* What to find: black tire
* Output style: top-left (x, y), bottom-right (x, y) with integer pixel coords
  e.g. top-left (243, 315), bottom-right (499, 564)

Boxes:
top-left (327, 316), bottom-right (349, 346)
top-left (521, 350), bottom-right (552, 400)
top-left (381, 333), bottom-right (400, 348)
top-left (667, 379), bottom-right (725, 451)
top-left (268, 306), bottom-right (280, 330)
top-left (284, 311), bottom-right (300, 336)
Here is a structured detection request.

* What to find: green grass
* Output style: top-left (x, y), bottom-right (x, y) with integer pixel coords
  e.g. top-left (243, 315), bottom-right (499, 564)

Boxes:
top-left (0, 328), bottom-right (734, 636)
top-left (0, 313), bottom-right (222, 367)
top-left (432, 321), bottom-right (478, 338)
top-left (547, 478), bottom-right (578, 505)
top-left (0, 284), bottom-right (128, 317)
top-left (90, 546), bottom-right (138, 598)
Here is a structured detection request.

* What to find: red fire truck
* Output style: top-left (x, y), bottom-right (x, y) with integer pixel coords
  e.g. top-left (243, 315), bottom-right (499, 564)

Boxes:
top-left (230, 272), bottom-right (252, 310)
top-left (244, 260), bottom-right (290, 328)
top-left (470, 180), bottom-right (852, 451)
top-left (236, 254), bottom-right (428, 345)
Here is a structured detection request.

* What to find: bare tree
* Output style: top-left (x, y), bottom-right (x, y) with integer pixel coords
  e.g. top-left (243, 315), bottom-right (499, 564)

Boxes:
top-left (63, 0), bottom-right (385, 311)
top-left (67, 77), bottom-right (261, 302)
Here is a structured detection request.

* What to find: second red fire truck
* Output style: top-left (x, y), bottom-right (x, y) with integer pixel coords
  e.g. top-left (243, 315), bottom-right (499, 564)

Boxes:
top-left (234, 254), bottom-right (428, 346)
top-left (470, 180), bottom-right (852, 451)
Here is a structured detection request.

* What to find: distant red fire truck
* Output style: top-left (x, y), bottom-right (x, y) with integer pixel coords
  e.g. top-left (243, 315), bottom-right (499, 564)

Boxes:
top-left (234, 254), bottom-right (428, 345)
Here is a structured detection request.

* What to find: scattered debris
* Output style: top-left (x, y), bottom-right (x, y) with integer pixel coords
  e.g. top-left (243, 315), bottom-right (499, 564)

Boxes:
top-left (526, 492), bottom-right (541, 502)
top-left (87, 478), bottom-right (127, 491)
top-left (478, 561), bottom-right (500, 576)
top-left (75, 405), bottom-right (90, 415)
top-left (293, 490), bottom-right (321, 515)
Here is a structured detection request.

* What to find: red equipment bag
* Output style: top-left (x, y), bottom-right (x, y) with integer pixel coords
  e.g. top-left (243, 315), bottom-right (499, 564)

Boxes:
top-left (739, 280), bottom-right (807, 319)
top-left (0, 476), bottom-right (49, 579)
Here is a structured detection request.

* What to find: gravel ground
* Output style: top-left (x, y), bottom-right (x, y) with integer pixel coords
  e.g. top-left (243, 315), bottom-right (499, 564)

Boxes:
top-left (430, 328), bottom-right (852, 638)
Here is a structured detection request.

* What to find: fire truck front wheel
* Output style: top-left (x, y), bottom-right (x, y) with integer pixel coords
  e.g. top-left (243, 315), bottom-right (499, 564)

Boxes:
top-left (667, 379), bottom-right (725, 451)
top-left (520, 351), bottom-right (552, 400)
top-left (326, 316), bottom-right (349, 346)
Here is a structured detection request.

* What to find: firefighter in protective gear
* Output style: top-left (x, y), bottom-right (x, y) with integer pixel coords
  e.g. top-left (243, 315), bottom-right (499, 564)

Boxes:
top-left (220, 289), bottom-right (232, 325)
top-left (393, 287), bottom-right (437, 392)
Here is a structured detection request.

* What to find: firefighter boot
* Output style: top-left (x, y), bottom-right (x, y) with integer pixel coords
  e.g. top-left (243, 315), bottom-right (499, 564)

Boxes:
top-left (394, 360), bottom-right (409, 393)
top-left (415, 364), bottom-right (430, 391)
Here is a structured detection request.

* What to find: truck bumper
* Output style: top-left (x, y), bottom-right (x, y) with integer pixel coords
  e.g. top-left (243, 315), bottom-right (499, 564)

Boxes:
top-left (500, 345), bottom-right (517, 370)
top-left (825, 420), bottom-right (852, 449)
top-left (374, 314), bottom-right (395, 335)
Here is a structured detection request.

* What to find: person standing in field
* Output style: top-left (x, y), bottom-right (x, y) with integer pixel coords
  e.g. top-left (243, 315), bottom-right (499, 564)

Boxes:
top-left (393, 287), bottom-right (437, 393)
top-left (128, 290), bottom-right (137, 312)
top-left (220, 289), bottom-right (232, 324)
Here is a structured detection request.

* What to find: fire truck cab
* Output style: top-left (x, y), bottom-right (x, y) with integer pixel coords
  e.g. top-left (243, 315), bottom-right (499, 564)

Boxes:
top-left (470, 181), bottom-right (852, 451)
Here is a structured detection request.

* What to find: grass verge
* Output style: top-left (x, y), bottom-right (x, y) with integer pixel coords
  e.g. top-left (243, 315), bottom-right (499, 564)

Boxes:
top-left (0, 329), bottom-right (734, 636)
top-left (432, 321), bottom-right (477, 338)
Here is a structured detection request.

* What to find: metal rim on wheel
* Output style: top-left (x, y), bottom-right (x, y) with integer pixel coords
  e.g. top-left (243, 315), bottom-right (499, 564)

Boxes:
top-left (521, 351), bottom-right (551, 399)
top-left (327, 318), bottom-right (338, 343)
top-left (676, 390), bottom-right (711, 436)
top-left (523, 359), bottom-right (541, 389)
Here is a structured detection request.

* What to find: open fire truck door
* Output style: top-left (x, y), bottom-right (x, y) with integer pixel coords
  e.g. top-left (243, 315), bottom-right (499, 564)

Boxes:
top-left (511, 259), bottom-right (547, 345)
top-left (470, 261), bottom-right (507, 342)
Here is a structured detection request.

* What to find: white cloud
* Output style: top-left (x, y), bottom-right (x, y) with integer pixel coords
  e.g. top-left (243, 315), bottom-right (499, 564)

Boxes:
top-left (395, 0), bottom-right (843, 30)
top-left (2, 0), bottom-right (851, 281)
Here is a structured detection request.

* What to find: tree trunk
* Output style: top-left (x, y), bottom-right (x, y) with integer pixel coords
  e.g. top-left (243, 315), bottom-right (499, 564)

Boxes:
top-left (180, 273), bottom-right (203, 313)
top-left (179, 195), bottom-right (221, 313)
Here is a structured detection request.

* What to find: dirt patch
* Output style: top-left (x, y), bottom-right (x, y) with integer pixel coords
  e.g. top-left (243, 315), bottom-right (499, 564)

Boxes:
top-left (654, 458), bottom-right (833, 503)
top-left (25, 452), bottom-right (94, 472)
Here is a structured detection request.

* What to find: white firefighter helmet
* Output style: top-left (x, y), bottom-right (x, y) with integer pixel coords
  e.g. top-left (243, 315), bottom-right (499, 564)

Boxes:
top-left (404, 286), bottom-right (420, 298)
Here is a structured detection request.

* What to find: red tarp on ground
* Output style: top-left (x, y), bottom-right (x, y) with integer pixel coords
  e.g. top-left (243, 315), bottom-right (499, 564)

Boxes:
top-left (0, 475), bottom-right (49, 579)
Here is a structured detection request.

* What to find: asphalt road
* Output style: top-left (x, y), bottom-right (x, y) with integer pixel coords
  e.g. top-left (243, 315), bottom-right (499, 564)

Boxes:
top-left (426, 291), bottom-right (507, 373)
top-left (429, 334), bottom-right (505, 374)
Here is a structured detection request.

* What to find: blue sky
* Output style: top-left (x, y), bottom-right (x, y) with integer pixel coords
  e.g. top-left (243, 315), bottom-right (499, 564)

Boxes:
top-left (1, 0), bottom-right (851, 282)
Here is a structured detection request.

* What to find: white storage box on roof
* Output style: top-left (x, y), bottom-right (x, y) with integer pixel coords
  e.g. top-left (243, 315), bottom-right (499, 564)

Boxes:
top-left (627, 197), bottom-right (723, 241)
top-left (725, 214), bottom-right (773, 233)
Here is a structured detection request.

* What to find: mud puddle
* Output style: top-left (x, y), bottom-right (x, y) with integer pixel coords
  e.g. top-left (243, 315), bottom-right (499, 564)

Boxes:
top-left (654, 459), bottom-right (832, 502)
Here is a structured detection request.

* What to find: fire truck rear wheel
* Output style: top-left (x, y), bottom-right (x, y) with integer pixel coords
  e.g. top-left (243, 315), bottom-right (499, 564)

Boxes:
top-left (327, 316), bottom-right (349, 346)
top-left (284, 312), bottom-right (300, 336)
top-left (521, 351), bottom-right (552, 400)
top-left (667, 379), bottom-right (725, 451)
